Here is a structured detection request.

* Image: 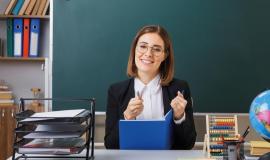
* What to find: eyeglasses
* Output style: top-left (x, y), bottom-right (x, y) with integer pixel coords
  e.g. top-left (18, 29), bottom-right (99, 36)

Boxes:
top-left (136, 44), bottom-right (164, 56)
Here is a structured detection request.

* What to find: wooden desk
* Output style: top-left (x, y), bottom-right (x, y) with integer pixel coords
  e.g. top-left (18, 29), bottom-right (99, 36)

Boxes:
top-left (9, 149), bottom-right (205, 160)
top-left (9, 149), bottom-right (260, 160)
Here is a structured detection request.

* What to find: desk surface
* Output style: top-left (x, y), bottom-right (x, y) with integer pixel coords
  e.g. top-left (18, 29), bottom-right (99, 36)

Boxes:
top-left (9, 149), bottom-right (259, 160)
top-left (9, 149), bottom-right (205, 160)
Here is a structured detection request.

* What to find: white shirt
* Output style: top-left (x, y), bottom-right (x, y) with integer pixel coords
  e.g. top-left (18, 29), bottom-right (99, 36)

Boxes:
top-left (134, 75), bottom-right (185, 124)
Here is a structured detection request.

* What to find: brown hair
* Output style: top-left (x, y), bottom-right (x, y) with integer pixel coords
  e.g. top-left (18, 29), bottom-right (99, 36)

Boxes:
top-left (127, 25), bottom-right (174, 86)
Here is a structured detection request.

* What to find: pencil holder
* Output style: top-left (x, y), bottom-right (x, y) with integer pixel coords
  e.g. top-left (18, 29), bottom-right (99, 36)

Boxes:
top-left (223, 140), bottom-right (245, 160)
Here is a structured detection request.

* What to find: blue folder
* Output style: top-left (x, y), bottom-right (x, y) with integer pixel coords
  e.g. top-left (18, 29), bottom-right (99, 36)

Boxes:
top-left (29, 19), bottom-right (40, 57)
top-left (13, 18), bottom-right (23, 57)
top-left (119, 109), bottom-right (173, 150)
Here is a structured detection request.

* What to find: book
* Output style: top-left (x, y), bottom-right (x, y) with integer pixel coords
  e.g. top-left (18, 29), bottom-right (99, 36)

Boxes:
top-left (250, 141), bottom-right (270, 156)
top-left (0, 91), bottom-right (13, 99)
top-left (0, 99), bottom-right (14, 106)
top-left (41, 0), bottom-right (49, 16)
top-left (11, 0), bottom-right (24, 15)
top-left (4, 0), bottom-right (18, 15)
top-left (19, 138), bottom-right (85, 155)
top-left (18, 0), bottom-right (31, 15)
top-left (0, 0), bottom-right (11, 14)
top-left (31, 0), bottom-right (40, 15)
top-left (25, 0), bottom-right (37, 15)
top-left (119, 109), bottom-right (173, 149)
top-left (36, 0), bottom-right (46, 16)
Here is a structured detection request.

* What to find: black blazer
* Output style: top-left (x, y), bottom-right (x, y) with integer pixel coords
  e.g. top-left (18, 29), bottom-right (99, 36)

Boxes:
top-left (104, 78), bottom-right (197, 149)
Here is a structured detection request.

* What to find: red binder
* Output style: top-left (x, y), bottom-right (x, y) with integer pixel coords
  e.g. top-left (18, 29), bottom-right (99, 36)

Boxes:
top-left (23, 18), bottom-right (30, 58)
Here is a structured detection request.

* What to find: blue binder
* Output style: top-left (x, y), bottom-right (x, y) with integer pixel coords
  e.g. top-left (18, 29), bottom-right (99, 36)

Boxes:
top-left (12, 0), bottom-right (24, 15)
top-left (13, 18), bottom-right (23, 57)
top-left (119, 109), bottom-right (173, 150)
top-left (29, 19), bottom-right (40, 57)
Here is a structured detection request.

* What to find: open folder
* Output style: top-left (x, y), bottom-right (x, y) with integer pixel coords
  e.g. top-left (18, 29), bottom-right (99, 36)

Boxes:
top-left (119, 109), bottom-right (173, 150)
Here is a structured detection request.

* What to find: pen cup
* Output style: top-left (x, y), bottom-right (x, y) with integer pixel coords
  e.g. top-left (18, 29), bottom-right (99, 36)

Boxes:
top-left (223, 140), bottom-right (245, 160)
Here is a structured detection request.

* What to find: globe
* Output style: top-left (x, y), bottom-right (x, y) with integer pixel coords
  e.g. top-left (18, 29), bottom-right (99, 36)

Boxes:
top-left (249, 90), bottom-right (270, 142)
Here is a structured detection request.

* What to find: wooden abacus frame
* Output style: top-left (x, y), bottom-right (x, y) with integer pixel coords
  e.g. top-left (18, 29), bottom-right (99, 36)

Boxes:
top-left (203, 115), bottom-right (240, 159)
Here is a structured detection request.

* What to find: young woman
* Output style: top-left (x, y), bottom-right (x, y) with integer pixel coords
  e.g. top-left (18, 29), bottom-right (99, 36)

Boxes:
top-left (105, 25), bottom-right (196, 149)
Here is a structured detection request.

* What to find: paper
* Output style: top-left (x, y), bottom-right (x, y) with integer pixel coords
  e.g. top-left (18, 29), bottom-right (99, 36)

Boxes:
top-left (31, 109), bottom-right (85, 117)
top-left (19, 138), bottom-right (84, 155)
top-left (21, 109), bottom-right (86, 122)
top-left (24, 124), bottom-right (84, 138)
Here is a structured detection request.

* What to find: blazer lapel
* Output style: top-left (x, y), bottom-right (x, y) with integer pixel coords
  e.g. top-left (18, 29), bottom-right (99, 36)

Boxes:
top-left (119, 78), bottom-right (135, 118)
top-left (162, 85), bottom-right (171, 115)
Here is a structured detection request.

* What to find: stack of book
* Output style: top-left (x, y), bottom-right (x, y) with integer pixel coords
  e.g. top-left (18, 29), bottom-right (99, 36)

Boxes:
top-left (250, 141), bottom-right (270, 156)
top-left (0, 81), bottom-right (15, 106)
top-left (2, 0), bottom-right (50, 16)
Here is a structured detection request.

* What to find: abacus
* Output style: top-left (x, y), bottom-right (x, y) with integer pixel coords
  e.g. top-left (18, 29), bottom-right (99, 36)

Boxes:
top-left (203, 115), bottom-right (240, 159)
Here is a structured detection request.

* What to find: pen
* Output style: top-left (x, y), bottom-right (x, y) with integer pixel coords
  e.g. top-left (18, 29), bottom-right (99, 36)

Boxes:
top-left (241, 126), bottom-right (250, 141)
top-left (136, 91), bottom-right (141, 99)
top-left (242, 126), bottom-right (250, 138)
top-left (181, 90), bottom-right (185, 96)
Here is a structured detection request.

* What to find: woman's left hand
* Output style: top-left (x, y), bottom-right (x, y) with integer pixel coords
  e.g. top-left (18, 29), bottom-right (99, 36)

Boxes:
top-left (170, 91), bottom-right (187, 120)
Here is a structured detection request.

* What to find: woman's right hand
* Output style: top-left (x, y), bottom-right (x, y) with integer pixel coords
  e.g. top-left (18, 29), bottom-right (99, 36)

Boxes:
top-left (123, 95), bottom-right (144, 120)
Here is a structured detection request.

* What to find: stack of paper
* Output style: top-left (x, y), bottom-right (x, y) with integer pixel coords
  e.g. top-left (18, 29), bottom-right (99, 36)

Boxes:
top-left (23, 124), bottom-right (86, 138)
top-left (21, 109), bottom-right (86, 122)
top-left (19, 138), bottom-right (85, 155)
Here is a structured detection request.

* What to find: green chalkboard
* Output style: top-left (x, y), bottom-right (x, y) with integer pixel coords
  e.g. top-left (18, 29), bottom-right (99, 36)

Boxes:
top-left (53, 0), bottom-right (270, 112)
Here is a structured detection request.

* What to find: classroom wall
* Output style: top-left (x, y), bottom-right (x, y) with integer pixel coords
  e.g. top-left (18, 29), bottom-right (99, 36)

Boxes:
top-left (53, 0), bottom-right (270, 112)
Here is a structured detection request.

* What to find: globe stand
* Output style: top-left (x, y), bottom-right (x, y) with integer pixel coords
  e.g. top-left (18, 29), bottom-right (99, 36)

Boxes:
top-left (259, 152), bottom-right (270, 160)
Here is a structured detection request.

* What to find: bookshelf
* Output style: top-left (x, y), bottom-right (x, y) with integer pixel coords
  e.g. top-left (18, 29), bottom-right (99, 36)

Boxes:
top-left (0, 57), bottom-right (46, 61)
top-left (0, 1), bottom-right (52, 159)
top-left (0, 0), bottom-right (52, 111)
top-left (0, 14), bottom-right (50, 19)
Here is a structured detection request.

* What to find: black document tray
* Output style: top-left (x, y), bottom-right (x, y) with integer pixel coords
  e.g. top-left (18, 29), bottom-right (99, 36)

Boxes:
top-left (16, 109), bottom-right (91, 125)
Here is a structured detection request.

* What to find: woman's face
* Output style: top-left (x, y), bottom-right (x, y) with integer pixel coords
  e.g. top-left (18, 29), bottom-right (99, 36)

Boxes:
top-left (135, 33), bottom-right (166, 77)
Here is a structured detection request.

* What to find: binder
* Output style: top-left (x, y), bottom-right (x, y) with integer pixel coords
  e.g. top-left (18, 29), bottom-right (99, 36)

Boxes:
top-left (23, 18), bottom-right (30, 58)
top-left (7, 19), bottom-right (14, 57)
top-left (29, 19), bottom-right (40, 57)
top-left (13, 18), bottom-right (23, 57)
top-left (0, 38), bottom-right (3, 57)
top-left (12, 0), bottom-right (24, 15)
top-left (119, 109), bottom-right (173, 150)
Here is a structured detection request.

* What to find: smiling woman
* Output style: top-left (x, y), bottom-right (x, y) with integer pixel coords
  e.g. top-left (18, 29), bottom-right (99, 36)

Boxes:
top-left (104, 25), bottom-right (197, 150)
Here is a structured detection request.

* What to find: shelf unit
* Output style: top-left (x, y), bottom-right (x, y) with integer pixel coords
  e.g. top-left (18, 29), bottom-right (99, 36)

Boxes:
top-left (0, 15), bottom-right (50, 19)
top-left (0, 0), bottom-right (52, 111)
top-left (0, 57), bottom-right (46, 61)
